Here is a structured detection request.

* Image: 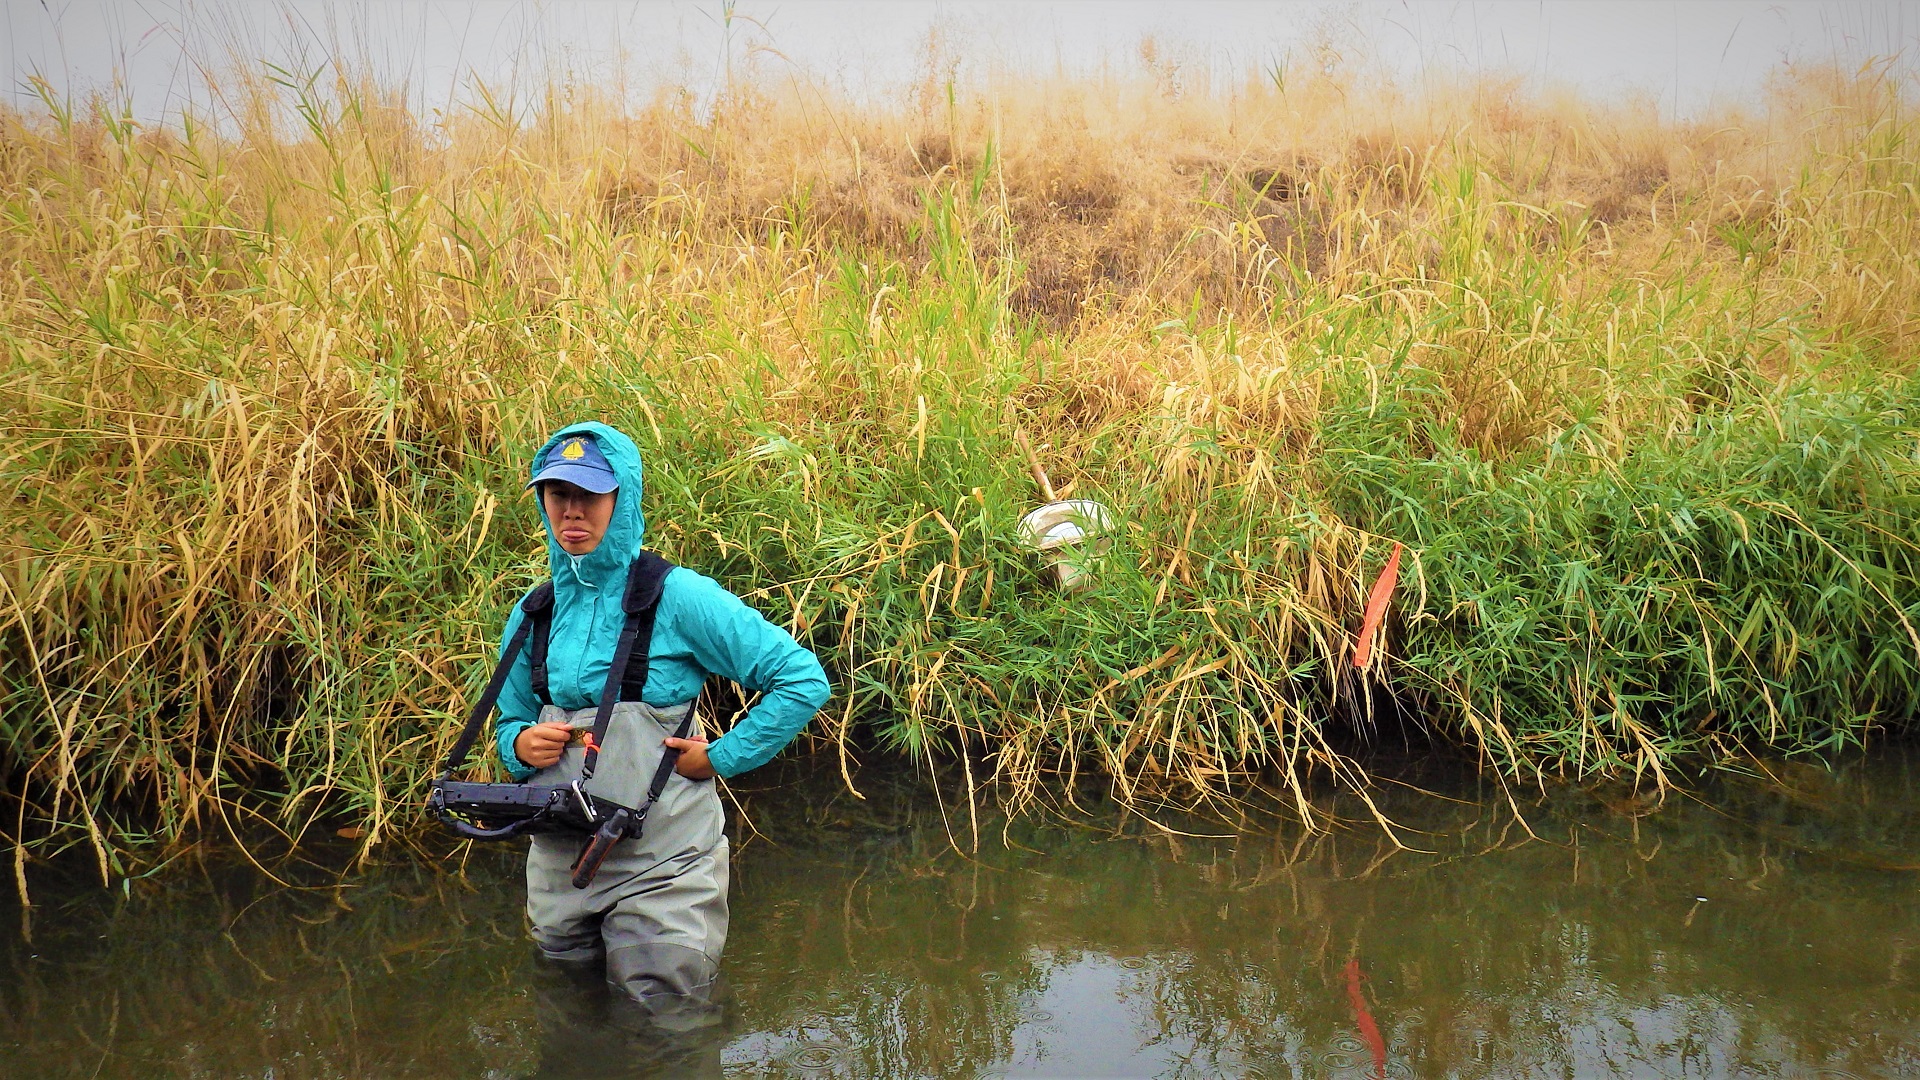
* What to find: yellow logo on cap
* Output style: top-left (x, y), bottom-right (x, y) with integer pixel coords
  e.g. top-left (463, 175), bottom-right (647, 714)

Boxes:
top-left (561, 439), bottom-right (586, 460)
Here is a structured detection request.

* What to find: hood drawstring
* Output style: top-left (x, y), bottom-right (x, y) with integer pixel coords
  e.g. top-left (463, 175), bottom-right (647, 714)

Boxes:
top-left (569, 554), bottom-right (598, 588)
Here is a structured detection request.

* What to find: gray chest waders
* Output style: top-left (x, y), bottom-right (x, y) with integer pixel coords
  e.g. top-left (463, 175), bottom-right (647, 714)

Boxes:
top-left (427, 551), bottom-right (707, 888)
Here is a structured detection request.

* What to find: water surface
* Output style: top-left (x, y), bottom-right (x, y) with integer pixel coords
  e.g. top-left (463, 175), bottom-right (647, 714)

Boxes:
top-left (3, 749), bottom-right (1916, 1078)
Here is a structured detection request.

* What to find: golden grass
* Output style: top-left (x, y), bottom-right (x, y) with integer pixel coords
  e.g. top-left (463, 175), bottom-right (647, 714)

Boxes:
top-left (2, 49), bottom-right (1917, 879)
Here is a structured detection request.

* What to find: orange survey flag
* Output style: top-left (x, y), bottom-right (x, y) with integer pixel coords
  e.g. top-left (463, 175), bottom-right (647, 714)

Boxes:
top-left (1352, 541), bottom-right (1403, 669)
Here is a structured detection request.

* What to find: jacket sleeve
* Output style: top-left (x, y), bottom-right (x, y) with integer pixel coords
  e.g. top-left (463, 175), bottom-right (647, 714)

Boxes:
top-left (672, 571), bottom-right (831, 779)
top-left (492, 594), bottom-right (541, 782)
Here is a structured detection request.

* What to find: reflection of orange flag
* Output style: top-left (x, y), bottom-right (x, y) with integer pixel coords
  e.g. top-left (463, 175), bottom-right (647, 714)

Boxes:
top-left (1352, 542), bottom-right (1403, 669)
top-left (1345, 958), bottom-right (1387, 1079)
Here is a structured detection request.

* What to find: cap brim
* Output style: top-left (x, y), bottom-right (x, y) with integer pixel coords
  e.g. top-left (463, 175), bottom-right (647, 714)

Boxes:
top-left (526, 464), bottom-right (620, 493)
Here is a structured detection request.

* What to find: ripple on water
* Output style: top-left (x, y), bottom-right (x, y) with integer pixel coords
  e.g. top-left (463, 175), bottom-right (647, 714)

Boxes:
top-left (1120, 957), bottom-right (1146, 969)
top-left (785, 1041), bottom-right (847, 1071)
top-left (1319, 1039), bottom-right (1413, 1079)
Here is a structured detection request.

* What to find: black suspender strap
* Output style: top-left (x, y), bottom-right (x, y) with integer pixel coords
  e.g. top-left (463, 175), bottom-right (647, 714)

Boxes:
top-left (619, 552), bottom-right (672, 702)
top-left (527, 585), bottom-right (555, 706)
top-left (580, 611), bottom-right (642, 781)
top-left (437, 585), bottom-right (549, 778)
top-left (640, 709), bottom-right (698, 815)
top-left (580, 552), bottom-right (674, 781)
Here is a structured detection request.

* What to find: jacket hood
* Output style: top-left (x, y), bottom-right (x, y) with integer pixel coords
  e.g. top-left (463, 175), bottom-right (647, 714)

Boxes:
top-left (529, 422), bottom-right (646, 589)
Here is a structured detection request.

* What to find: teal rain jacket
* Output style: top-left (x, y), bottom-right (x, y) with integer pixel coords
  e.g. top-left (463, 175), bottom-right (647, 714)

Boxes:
top-left (493, 422), bottom-right (830, 780)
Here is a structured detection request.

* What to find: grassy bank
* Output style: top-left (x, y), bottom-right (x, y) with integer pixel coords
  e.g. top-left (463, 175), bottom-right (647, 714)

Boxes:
top-left (2, 55), bottom-right (1918, 880)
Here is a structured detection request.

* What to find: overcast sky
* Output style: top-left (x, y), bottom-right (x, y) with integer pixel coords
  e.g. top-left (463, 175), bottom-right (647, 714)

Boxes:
top-left (6, 1), bottom-right (1916, 123)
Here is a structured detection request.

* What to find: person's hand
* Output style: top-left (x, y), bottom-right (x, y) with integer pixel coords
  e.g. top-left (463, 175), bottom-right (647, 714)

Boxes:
top-left (513, 721), bottom-right (573, 769)
top-left (665, 733), bottom-right (716, 780)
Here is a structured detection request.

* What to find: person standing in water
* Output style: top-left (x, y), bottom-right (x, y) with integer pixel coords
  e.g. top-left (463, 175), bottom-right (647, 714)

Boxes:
top-left (492, 422), bottom-right (830, 1011)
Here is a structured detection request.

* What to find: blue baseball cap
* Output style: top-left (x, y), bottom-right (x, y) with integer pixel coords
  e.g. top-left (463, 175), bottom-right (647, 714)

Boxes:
top-left (527, 434), bottom-right (619, 494)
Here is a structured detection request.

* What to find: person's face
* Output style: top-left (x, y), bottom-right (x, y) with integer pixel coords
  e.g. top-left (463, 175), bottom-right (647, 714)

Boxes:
top-left (541, 481), bottom-right (616, 556)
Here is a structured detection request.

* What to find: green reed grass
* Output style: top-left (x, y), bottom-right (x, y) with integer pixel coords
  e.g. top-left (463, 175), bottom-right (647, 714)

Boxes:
top-left (2, 56), bottom-right (1917, 883)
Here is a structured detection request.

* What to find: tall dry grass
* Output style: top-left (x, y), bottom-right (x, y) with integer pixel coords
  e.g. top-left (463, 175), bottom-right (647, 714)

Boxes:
top-left (2, 50), bottom-right (1918, 884)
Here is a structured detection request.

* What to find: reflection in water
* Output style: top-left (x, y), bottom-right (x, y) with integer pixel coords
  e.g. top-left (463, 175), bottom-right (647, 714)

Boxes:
top-left (1344, 959), bottom-right (1387, 1080)
top-left (524, 956), bottom-right (727, 1078)
top-left (2, 747), bottom-right (1917, 1078)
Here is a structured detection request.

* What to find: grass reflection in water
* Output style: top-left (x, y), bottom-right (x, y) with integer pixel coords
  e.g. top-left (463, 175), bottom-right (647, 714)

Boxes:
top-left (3, 748), bottom-right (1916, 1079)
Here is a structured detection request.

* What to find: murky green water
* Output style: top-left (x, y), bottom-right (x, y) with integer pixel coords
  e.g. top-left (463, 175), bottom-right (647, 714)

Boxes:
top-left (3, 748), bottom-right (1916, 1078)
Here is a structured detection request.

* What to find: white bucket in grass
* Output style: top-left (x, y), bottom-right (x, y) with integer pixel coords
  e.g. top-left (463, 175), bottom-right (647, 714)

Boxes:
top-left (1016, 499), bottom-right (1116, 591)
